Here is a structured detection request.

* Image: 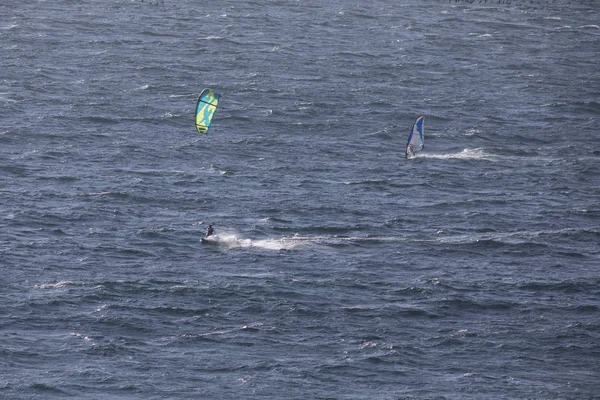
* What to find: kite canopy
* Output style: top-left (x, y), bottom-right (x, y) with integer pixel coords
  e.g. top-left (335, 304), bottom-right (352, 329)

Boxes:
top-left (195, 88), bottom-right (220, 134)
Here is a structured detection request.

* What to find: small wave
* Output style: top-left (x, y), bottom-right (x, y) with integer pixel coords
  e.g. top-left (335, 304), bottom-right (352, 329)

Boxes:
top-left (518, 280), bottom-right (599, 294)
top-left (343, 305), bottom-right (379, 312)
top-left (469, 33), bottom-right (492, 38)
top-left (134, 84), bottom-right (153, 91)
top-left (82, 116), bottom-right (119, 124)
top-left (436, 228), bottom-right (599, 248)
top-left (71, 332), bottom-right (93, 341)
top-left (78, 191), bottom-right (114, 197)
top-left (0, 94), bottom-right (18, 103)
top-left (464, 128), bottom-right (480, 136)
top-left (181, 323), bottom-right (261, 339)
top-left (441, 297), bottom-right (516, 312)
top-left (343, 179), bottom-right (388, 186)
top-left (580, 25), bottom-right (600, 30)
top-left (569, 209), bottom-right (596, 215)
top-left (30, 383), bottom-right (70, 395)
top-left (35, 281), bottom-right (79, 289)
top-left (198, 36), bottom-right (223, 40)
top-left (258, 217), bottom-right (292, 224)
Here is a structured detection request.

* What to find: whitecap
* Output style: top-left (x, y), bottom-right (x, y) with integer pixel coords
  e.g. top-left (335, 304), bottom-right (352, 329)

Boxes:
top-left (71, 332), bottom-right (92, 341)
top-left (35, 281), bottom-right (78, 289)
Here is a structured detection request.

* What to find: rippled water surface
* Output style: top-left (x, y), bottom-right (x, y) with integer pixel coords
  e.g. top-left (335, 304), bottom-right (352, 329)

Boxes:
top-left (1, 0), bottom-right (599, 398)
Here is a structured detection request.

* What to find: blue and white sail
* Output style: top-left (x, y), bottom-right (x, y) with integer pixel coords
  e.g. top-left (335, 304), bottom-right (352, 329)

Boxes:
top-left (405, 115), bottom-right (424, 158)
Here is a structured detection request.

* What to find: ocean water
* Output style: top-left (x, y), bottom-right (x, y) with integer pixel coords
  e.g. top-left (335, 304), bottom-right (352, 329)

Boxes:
top-left (1, 0), bottom-right (599, 398)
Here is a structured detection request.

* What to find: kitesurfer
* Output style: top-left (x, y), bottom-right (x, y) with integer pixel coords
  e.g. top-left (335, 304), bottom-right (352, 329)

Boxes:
top-left (205, 224), bottom-right (214, 238)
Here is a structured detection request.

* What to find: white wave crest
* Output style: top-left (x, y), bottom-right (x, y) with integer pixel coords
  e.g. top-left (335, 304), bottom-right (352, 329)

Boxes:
top-left (35, 281), bottom-right (78, 289)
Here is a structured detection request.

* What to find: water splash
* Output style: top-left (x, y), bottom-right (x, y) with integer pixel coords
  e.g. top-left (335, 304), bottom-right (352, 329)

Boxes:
top-left (420, 148), bottom-right (496, 160)
top-left (203, 233), bottom-right (308, 250)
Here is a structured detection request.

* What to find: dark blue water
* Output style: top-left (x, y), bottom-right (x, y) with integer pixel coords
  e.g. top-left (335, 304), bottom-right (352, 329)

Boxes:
top-left (1, 0), bottom-right (599, 398)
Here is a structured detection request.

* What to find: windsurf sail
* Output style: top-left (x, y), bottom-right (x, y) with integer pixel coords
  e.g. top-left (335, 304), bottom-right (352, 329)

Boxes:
top-left (405, 115), bottom-right (424, 158)
top-left (195, 88), bottom-right (221, 134)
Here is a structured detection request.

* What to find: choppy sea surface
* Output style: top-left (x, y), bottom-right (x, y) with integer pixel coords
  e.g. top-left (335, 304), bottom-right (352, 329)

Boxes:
top-left (1, 0), bottom-right (599, 398)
